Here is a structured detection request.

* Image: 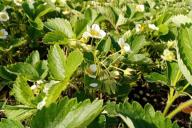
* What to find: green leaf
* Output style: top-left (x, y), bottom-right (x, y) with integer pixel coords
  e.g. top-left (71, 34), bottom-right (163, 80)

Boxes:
top-left (45, 80), bottom-right (69, 106)
top-left (13, 76), bottom-right (35, 106)
top-left (84, 8), bottom-right (98, 24)
top-left (158, 24), bottom-right (169, 35)
top-left (3, 105), bottom-right (36, 121)
top-left (130, 35), bottom-right (149, 54)
top-left (0, 119), bottom-right (24, 128)
top-left (105, 101), bottom-right (179, 128)
top-left (43, 31), bottom-right (69, 44)
top-left (118, 114), bottom-right (135, 128)
top-left (26, 51), bottom-right (40, 66)
top-left (176, 27), bottom-right (192, 84)
top-left (22, 2), bottom-right (34, 19)
top-left (98, 6), bottom-right (118, 27)
top-left (65, 49), bottom-right (84, 79)
top-left (48, 45), bottom-right (66, 81)
top-left (73, 19), bottom-right (88, 38)
top-left (34, 60), bottom-right (49, 79)
top-left (34, 18), bottom-right (44, 30)
top-left (116, 13), bottom-right (128, 27)
top-left (0, 38), bottom-right (27, 52)
top-left (0, 66), bottom-right (16, 81)
top-left (171, 15), bottom-right (192, 27)
top-left (45, 18), bottom-right (75, 38)
top-left (128, 54), bottom-right (152, 64)
top-left (35, 4), bottom-right (53, 19)
top-left (97, 37), bottom-right (111, 53)
top-left (31, 97), bottom-right (103, 128)
top-left (145, 72), bottom-right (167, 85)
top-left (167, 62), bottom-right (182, 86)
top-left (6, 63), bottom-right (39, 80)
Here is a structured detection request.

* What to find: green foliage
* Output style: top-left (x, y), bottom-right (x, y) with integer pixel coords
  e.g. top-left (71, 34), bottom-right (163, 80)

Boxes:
top-left (0, 0), bottom-right (192, 127)
top-left (43, 31), bottom-right (69, 44)
top-left (105, 101), bottom-right (180, 128)
top-left (31, 97), bottom-right (103, 128)
top-left (48, 45), bottom-right (66, 80)
top-left (6, 63), bottom-right (39, 80)
top-left (0, 119), bottom-right (24, 128)
top-left (13, 76), bottom-right (35, 106)
top-left (176, 27), bottom-right (192, 84)
top-left (45, 18), bottom-right (75, 38)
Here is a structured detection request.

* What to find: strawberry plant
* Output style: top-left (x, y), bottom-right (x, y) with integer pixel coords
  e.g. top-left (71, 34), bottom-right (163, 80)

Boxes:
top-left (1, 0), bottom-right (192, 127)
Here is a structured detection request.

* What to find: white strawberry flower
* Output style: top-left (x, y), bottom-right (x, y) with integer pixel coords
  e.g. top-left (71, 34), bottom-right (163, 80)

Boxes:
top-left (161, 49), bottom-right (175, 62)
top-left (14, 0), bottom-right (23, 6)
top-left (83, 24), bottom-right (106, 39)
top-left (89, 83), bottom-right (98, 88)
top-left (37, 97), bottom-right (47, 110)
top-left (0, 29), bottom-right (8, 39)
top-left (0, 11), bottom-right (9, 22)
top-left (148, 24), bottom-right (159, 31)
top-left (118, 38), bottom-right (131, 53)
top-left (136, 4), bottom-right (145, 12)
top-left (135, 24), bottom-right (142, 33)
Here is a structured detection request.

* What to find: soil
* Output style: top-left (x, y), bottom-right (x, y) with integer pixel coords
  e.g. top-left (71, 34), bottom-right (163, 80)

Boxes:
top-left (128, 84), bottom-right (191, 128)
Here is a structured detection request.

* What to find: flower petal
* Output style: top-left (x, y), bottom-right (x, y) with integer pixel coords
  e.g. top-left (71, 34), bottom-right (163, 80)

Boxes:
top-left (92, 24), bottom-right (100, 32)
top-left (99, 30), bottom-right (106, 38)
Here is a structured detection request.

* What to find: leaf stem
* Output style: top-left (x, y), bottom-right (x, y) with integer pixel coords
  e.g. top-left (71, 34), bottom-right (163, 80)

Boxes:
top-left (163, 92), bottom-right (179, 116)
top-left (167, 100), bottom-right (192, 119)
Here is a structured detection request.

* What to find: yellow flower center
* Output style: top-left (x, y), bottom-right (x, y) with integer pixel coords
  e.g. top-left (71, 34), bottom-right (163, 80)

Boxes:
top-left (0, 14), bottom-right (8, 19)
top-left (90, 29), bottom-right (100, 37)
top-left (0, 31), bottom-right (4, 37)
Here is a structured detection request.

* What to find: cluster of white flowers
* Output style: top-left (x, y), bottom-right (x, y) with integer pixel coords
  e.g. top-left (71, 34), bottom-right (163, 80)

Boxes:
top-left (161, 49), bottom-right (175, 62)
top-left (0, 29), bottom-right (8, 39)
top-left (83, 24), bottom-right (106, 39)
top-left (118, 38), bottom-right (131, 53)
top-left (136, 4), bottom-right (145, 12)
